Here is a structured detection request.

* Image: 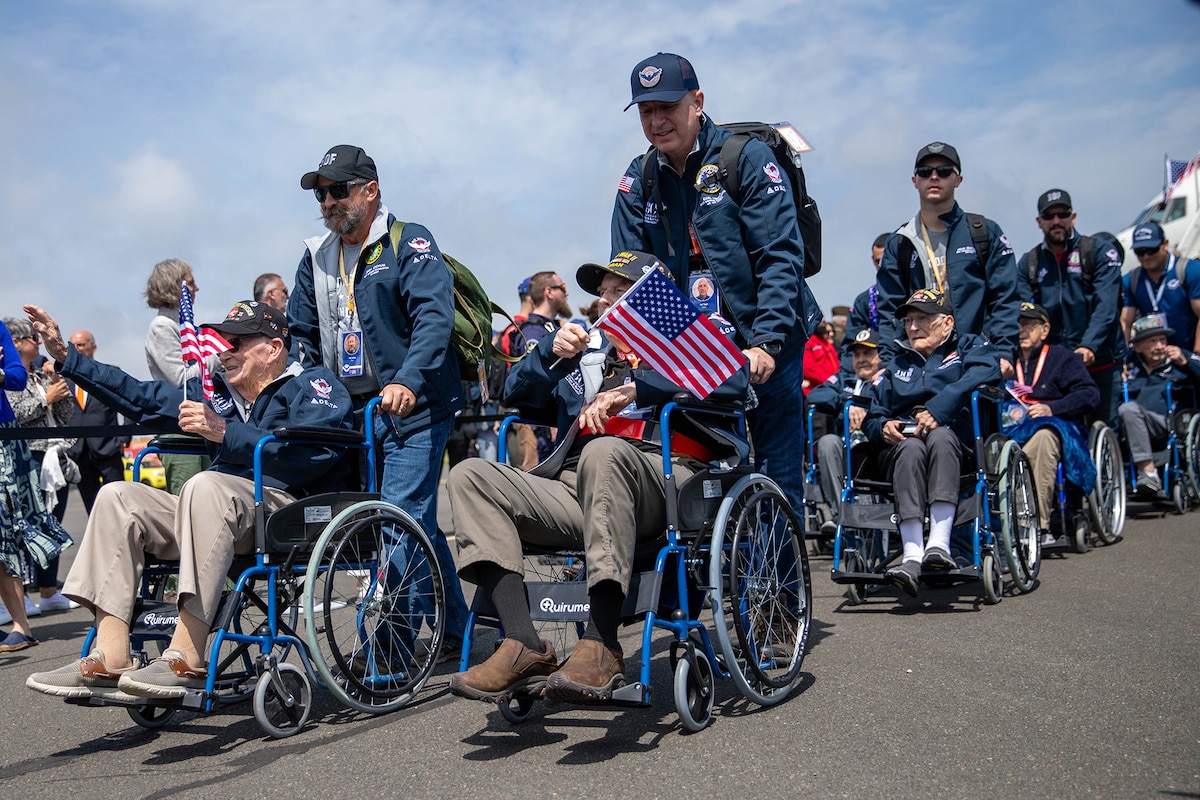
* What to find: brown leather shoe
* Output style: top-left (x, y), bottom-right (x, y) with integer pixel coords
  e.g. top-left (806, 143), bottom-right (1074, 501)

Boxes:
top-left (448, 638), bottom-right (557, 703)
top-left (544, 639), bottom-right (626, 705)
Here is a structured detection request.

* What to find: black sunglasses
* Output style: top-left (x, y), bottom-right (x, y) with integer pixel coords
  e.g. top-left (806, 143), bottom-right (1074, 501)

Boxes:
top-left (313, 180), bottom-right (368, 203)
top-left (1133, 247), bottom-right (1160, 257)
top-left (914, 165), bottom-right (957, 179)
top-left (1040, 210), bottom-right (1072, 221)
top-left (224, 335), bottom-right (267, 353)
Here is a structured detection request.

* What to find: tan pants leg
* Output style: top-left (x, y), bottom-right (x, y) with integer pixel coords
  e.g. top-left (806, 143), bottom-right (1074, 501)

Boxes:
top-left (1022, 428), bottom-right (1061, 531)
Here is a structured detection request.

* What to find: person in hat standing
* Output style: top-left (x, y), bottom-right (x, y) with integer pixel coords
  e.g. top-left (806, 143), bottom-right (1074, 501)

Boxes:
top-left (611, 52), bottom-right (820, 515)
top-left (1120, 222), bottom-right (1200, 351)
top-left (1017, 189), bottom-right (1125, 426)
top-left (22, 301), bottom-right (354, 698)
top-left (862, 289), bottom-right (1002, 596)
top-left (1119, 313), bottom-right (1200, 497)
top-left (287, 144), bottom-right (471, 657)
top-left (876, 142), bottom-right (1019, 365)
top-left (447, 252), bottom-right (750, 707)
top-left (1002, 302), bottom-right (1099, 539)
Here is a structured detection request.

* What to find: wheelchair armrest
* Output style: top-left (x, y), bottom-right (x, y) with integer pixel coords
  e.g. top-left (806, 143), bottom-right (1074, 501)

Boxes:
top-left (974, 384), bottom-right (1004, 401)
top-left (146, 434), bottom-right (209, 455)
top-left (671, 392), bottom-right (744, 412)
top-left (271, 426), bottom-right (366, 446)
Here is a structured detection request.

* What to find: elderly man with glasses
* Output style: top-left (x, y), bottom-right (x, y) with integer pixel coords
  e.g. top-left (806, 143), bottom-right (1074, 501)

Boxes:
top-left (1120, 222), bottom-right (1200, 351)
top-left (23, 301), bottom-right (353, 699)
top-left (287, 144), bottom-right (471, 660)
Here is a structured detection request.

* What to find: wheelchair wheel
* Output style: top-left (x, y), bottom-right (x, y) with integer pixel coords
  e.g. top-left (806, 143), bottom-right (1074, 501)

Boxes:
top-left (127, 704), bottom-right (177, 730)
top-left (841, 551), bottom-right (868, 606)
top-left (673, 651), bottom-right (715, 732)
top-left (253, 663), bottom-right (311, 738)
top-left (981, 553), bottom-right (1003, 605)
top-left (1172, 480), bottom-right (1190, 515)
top-left (709, 475), bottom-right (810, 707)
top-left (1072, 514), bottom-right (1091, 554)
top-left (997, 441), bottom-right (1039, 593)
top-left (1088, 422), bottom-right (1126, 544)
top-left (1187, 414), bottom-right (1200, 499)
top-left (304, 500), bottom-right (445, 714)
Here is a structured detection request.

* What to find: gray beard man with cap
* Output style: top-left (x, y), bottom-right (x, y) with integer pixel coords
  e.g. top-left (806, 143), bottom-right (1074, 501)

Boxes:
top-left (287, 144), bottom-right (471, 654)
top-left (876, 142), bottom-right (1019, 369)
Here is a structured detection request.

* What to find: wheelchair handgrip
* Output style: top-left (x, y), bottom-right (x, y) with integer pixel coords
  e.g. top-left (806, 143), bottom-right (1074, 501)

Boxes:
top-left (270, 426), bottom-right (366, 445)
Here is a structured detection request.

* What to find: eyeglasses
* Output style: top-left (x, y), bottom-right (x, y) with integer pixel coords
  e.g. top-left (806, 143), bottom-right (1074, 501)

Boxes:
top-left (223, 335), bottom-right (267, 353)
top-left (313, 180), bottom-right (368, 203)
top-left (1133, 247), bottom-right (1160, 258)
top-left (550, 283), bottom-right (568, 292)
top-left (14, 333), bottom-right (40, 343)
top-left (914, 165), bottom-right (957, 179)
top-left (1040, 210), bottom-right (1072, 221)
top-left (901, 314), bottom-right (942, 329)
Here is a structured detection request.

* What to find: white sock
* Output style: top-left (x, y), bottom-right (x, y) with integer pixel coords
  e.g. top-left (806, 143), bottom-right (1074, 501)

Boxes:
top-left (927, 502), bottom-right (956, 553)
top-left (899, 519), bottom-right (924, 562)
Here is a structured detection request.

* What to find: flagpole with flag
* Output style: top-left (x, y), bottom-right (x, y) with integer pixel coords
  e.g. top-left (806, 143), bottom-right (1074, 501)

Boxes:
top-left (178, 282), bottom-right (230, 401)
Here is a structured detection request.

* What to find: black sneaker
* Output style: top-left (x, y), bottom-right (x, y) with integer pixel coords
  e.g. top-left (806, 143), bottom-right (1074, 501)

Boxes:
top-left (885, 561), bottom-right (921, 597)
top-left (921, 546), bottom-right (955, 571)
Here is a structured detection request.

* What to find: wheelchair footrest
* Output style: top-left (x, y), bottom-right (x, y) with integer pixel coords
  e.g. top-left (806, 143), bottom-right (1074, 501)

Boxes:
top-left (830, 569), bottom-right (885, 585)
top-left (608, 681), bottom-right (651, 707)
top-left (920, 565), bottom-right (981, 586)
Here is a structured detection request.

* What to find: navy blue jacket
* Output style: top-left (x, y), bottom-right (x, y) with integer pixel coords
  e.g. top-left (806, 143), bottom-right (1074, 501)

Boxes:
top-left (1017, 231), bottom-right (1125, 365)
top-left (289, 211), bottom-right (465, 435)
top-left (806, 366), bottom-right (874, 432)
top-left (1014, 343), bottom-right (1099, 422)
top-left (877, 203), bottom-right (1019, 361)
top-left (1124, 349), bottom-right (1200, 417)
top-left (611, 116), bottom-right (821, 359)
top-left (59, 347), bottom-right (354, 493)
top-left (865, 331), bottom-right (1003, 446)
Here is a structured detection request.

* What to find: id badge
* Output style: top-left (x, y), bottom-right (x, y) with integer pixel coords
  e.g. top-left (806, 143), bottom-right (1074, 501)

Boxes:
top-left (340, 329), bottom-right (364, 377)
top-left (688, 272), bottom-right (720, 314)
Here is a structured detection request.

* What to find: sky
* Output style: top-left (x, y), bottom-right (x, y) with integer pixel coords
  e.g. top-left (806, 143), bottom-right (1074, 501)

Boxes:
top-left (2, 0), bottom-right (1199, 378)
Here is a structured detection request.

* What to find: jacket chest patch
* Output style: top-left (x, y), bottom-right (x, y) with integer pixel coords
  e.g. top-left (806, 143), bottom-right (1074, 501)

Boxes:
top-left (895, 367), bottom-right (915, 382)
top-left (643, 199), bottom-right (659, 225)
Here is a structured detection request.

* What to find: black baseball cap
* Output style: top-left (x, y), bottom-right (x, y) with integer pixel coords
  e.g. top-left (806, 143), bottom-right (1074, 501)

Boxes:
top-left (576, 251), bottom-right (668, 296)
top-left (914, 142), bottom-right (961, 170)
top-left (1036, 189), bottom-right (1072, 214)
top-left (896, 288), bottom-right (954, 319)
top-left (204, 301), bottom-right (291, 350)
top-left (300, 145), bottom-right (378, 190)
top-left (624, 53), bottom-right (700, 111)
top-left (1019, 301), bottom-right (1050, 325)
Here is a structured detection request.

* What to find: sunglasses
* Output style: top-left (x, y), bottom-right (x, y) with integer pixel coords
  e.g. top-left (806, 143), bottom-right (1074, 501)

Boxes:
top-left (1133, 247), bottom-right (1160, 258)
top-left (914, 165), bottom-right (957, 179)
top-left (1040, 210), bottom-right (1072, 221)
top-left (223, 335), bottom-right (267, 353)
top-left (15, 333), bottom-right (40, 343)
top-left (313, 180), bottom-right (368, 203)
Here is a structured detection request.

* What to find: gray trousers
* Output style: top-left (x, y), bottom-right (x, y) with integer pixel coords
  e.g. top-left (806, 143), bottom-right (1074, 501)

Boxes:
top-left (448, 436), bottom-right (697, 594)
top-left (879, 427), bottom-right (964, 524)
top-left (1118, 401), bottom-right (1168, 465)
top-left (64, 471), bottom-right (294, 625)
top-left (817, 433), bottom-right (845, 523)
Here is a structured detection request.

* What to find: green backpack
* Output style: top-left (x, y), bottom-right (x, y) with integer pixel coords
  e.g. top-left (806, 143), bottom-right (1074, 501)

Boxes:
top-left (388, 221), bottom-right (517, 400)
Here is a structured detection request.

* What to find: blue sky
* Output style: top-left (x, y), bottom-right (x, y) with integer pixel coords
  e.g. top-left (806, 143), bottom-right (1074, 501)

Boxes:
top-left (3, 0), bottom-right (1199, 377)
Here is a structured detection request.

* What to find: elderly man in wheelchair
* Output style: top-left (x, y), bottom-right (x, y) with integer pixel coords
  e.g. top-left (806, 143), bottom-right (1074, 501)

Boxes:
top-left (23, 301), bottom-right (353, 701)
top-left (446, 251), bottom-right (750, 707)
top-left (862, 288), bottom-right (1003, 597)
top-left (1001, 302), bottom-right (1099, 545)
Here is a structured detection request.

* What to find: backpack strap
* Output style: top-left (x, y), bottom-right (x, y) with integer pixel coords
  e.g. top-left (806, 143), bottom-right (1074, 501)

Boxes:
top-left (1077, 235), bottom-right (1096, 287)
top-left (964, 213), bottom-right (991, 268)
top-left (716, 133), bottom-right (753, 205)
top-left (639, 149), bottom-right (675, 259)
top-left (1023, 246), bottom-right (1042, 303)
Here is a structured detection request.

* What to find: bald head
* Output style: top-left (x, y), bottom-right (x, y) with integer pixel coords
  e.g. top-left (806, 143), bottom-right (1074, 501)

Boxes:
top-left (69, 330), bottom-right (96, 358)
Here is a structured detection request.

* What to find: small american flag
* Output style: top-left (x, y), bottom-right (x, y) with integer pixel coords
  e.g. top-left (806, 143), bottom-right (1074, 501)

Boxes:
top-left (179, 282), bottom-right (230, 400)
top-left (617, 174), bottom-right (636, 194)
top-left (1166, 156), bottom-right (1195, 202)
top-left (595, 268), bottom-right (746, 399)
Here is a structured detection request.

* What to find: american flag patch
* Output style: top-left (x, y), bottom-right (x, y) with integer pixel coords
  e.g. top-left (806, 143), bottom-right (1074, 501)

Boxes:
top-left (618, 174), bottom-right (635, 194)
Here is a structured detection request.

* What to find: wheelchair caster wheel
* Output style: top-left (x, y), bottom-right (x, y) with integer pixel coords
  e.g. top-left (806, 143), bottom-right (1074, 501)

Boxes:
top-left (1172, 482), bottom-right (1190, 515)
top-left (254, 663), bottom-right (311, 738)
top-left (498, 691), bottom-right (539, 724)
top-left (1072, 514), bottom-right (1091, 554)
top-left (674, 652), bottom-right (715, 732)
top-left (842, 552), bottom-right (868, 606)
top-left (127, 703), bottom-right (177, 731)
top-left (981, 553), bottom-right (1003, 605)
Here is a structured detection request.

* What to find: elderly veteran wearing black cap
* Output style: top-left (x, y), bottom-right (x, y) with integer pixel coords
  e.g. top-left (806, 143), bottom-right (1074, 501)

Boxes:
top-left (863, 289), bottom-right (1003, 596)
top-left (1120, 313), bottom-right (1200, 497)
top-left (1003, 302), bottom-right (1099, 539)
top-left (22, 301), bottom-right (353, 701)
top-left (876, 142), bottom-right (1019, 367)
top-left (807, 328), bottom-right (882, 534)
top-left (447, 251), bottom-right (749, 708)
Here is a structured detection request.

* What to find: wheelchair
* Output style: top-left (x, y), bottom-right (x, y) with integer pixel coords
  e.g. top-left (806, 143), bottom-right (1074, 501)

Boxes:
top-left (1121, 381), bottom-right (1200, 515)
top-left (801, 404), bottom-right (841, 544)
top-left (67, 399), bottom-right (448, 738)
top-left (462, 403), bottom-right (812, 732)
top-left (1040, 420), bottom-right (1126, 554)
top-left (830, 387), bottom-right (1041, 605)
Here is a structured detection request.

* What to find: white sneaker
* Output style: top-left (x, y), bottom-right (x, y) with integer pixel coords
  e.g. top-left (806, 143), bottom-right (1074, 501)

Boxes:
top-left (0, 604), bottom-right (11, 626)
top-left (37, 592), bottom-right (79, 613)
top-left (24, 595), bottom-right (41, 617)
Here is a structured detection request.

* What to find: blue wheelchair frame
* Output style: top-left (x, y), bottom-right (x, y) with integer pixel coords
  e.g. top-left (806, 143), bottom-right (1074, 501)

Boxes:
top-left (1121, 380), bottom-right (1199, 513)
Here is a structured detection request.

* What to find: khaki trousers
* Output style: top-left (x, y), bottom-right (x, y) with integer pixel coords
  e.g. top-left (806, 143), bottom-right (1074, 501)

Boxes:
top-left (448, 436), bottom-right (697, 594)
top-left (1022, 428), bottom-right (1061, 530)
top-left (64, 471), bottom-right (293, 625)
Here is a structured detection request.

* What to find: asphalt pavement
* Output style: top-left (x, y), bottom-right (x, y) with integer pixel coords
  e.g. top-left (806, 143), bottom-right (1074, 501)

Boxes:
top-left (0, 486), bottom-right (1196, 800)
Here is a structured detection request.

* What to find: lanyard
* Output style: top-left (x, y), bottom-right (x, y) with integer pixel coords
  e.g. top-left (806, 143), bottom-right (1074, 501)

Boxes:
top-left (1015, 344), bottom-right (1048, 388)
top-left (338, 240), bottom-right (368, 317)
top-left (868, 284), bottom-right (878, 329)
top-left (919, 218), bottom-right (947, 293)
top-left (1143, 253), bottom-right (1177, 312)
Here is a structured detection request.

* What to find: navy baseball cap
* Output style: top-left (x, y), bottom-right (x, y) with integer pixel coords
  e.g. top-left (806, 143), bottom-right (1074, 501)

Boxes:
top-left (897, 287), bottom-right (954, 319)
top-left (300, 145), bottom-right (378, 190)
top-left (624, 53), bottom-right (700, 111)
top-left (1037, 189), bottom-right (1072, 213)
top-left (914, 142), bottom-right (961, 170)
top-left (1131, 222), bottom-right (1165, 251)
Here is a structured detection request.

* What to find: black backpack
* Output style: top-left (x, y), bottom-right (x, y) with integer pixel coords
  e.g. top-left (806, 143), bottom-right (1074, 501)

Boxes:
top-left (640, 121), bottom-right (822, 277)
top-left (1022, 233), bottom-right (1125, 302)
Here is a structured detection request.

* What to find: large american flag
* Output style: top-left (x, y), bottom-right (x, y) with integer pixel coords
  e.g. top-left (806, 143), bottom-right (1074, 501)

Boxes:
top-left (179, 282), bottom-right (230, 400)
top-left (1166, 155), bottom-right (1196, 202)
top-left (595, 268), bottom-right (747, 399)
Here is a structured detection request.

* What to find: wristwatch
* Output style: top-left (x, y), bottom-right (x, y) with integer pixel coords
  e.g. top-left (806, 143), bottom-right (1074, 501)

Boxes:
top-left (758, 341), bottom-right (783, 358)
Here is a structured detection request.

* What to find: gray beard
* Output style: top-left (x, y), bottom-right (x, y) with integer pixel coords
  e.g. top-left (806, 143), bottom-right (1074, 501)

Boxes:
top-left (323, 204), bottom-right (367, 238)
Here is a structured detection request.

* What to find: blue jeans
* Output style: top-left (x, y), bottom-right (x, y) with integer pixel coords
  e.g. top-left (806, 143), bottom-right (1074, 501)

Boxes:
top-left (380, 419), bottom-right (469, 641)
top-left (748, 352), bottom-right (806, 517)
